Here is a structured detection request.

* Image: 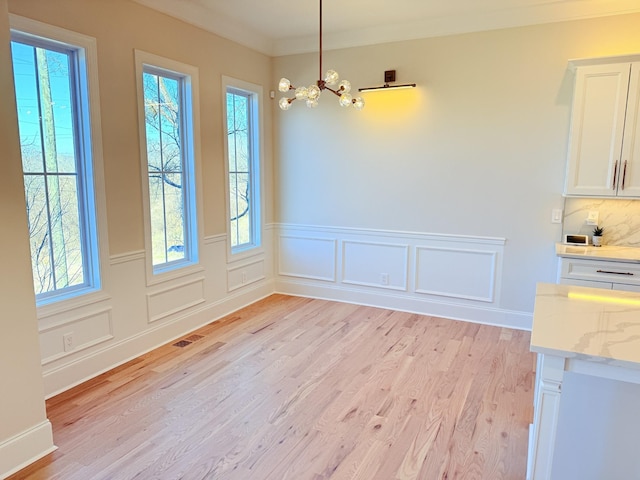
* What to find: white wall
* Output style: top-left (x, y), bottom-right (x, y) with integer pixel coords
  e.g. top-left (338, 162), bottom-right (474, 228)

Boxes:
top-left (0, 1), bottom-right (54, 477)
top-left (273, 14), bottom-right (640, 320)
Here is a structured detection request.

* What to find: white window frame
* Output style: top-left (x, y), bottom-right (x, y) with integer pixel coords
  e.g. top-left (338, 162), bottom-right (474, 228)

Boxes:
top-left (135, 50), bottom-right (203, 285)
top-left (222, 76), bottom-right (263, 260)
top-left (9, 15), bottom-right (109, 313)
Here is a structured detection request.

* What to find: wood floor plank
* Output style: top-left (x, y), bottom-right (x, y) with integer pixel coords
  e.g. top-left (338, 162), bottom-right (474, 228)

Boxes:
top-left (8, 295), bottom-right (534, 480)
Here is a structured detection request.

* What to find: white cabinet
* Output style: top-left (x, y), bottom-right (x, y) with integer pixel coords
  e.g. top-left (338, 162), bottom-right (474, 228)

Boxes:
top-left (558, 257), bottom-right (640, 290)
top-left (565, 57), bottom-right (640, 197)
top-left (613, 282), bottom-right (640, 292)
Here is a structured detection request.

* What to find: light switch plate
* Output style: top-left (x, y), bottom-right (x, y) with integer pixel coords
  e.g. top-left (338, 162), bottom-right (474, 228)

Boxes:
top-left (586, 211), bottom-right (599, 225)
top-left (551, 209), bottom-right (563, 224)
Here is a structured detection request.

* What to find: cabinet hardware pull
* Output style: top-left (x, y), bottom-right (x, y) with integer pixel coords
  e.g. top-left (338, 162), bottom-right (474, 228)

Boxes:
top-left (622, 160), bottom-right (628, 190)
top-left (596, 269), bottom-right (634, 276)
top-left (613, 160), bottom-right (619, 190)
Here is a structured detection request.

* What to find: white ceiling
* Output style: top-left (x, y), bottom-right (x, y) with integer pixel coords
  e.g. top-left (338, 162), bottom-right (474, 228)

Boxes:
top-left (134, 0), bottom-right (640, 56)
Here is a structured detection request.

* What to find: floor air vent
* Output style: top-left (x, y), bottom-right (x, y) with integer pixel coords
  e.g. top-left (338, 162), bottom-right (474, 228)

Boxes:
top-left (172, 334), bottom-right (204, 348)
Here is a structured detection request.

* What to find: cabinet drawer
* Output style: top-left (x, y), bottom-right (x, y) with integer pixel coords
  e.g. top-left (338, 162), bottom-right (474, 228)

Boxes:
top-left (560, 258), bottom-right (640, 286)
top-left (613, 283), bottom-right (640, 292)
top-left (559, 277), bottom-right (613, 289)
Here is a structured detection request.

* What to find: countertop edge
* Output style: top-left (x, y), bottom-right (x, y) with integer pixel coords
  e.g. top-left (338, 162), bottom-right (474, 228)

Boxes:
top-left (531, 282), bottom-right (640, 367)
top-left (555, 243), bottom-right (640, 263)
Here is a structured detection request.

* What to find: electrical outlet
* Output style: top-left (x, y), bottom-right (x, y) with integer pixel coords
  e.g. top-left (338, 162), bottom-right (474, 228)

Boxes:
top-left (63, 333), bottom-right (74, 352)
top-left (380, 273), bottom-right (389, 285)
top-left (586, 210), bottom-right (599, 226)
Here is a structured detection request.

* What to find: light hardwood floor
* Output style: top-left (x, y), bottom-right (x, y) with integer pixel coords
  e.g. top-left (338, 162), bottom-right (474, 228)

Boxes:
top-left (10, 295), bottom-right (535, 480)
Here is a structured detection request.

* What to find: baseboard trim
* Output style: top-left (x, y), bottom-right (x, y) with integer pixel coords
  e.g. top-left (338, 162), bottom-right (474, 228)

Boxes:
top-left (275, 279), bottom-right (532, 331)
top-left (43, 281), bottom-right (274, 398)
top-left (0, 420), bottom-right (56, 480)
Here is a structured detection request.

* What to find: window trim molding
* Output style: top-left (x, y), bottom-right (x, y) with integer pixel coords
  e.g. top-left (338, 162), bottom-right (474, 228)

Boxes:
top-left (134, 50), bottom-right (204, 287)
top-left (9, 15), bottom-right (110, 311)
top-left (221, 75), bottom-right (264, 262)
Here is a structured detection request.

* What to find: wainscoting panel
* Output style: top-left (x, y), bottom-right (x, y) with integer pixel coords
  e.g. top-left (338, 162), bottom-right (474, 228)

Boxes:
top-left (342, 240), bottom-right (409, 291)
top-left (39, 307), bottom-right (113, 365)
top-left (42, 229), bottom-right (276, 398)
top-left (37, 222), bottom-right (528, 401)
top-left (275, 224), bottom-right (526, 330)
top-left (146, 276), bottom-right (206, 324)
top-left (228, 258), bottom-right (266, 292)
top-left (278, 235), bottom-right (337, 281)
top-left (415, 246), bottom-right (497, 302)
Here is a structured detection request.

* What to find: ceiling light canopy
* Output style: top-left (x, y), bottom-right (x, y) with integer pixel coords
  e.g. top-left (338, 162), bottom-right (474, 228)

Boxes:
top-left (278, 0), bottom-right (364, 111)
top-left (358, 70), bottom-right (417, 92)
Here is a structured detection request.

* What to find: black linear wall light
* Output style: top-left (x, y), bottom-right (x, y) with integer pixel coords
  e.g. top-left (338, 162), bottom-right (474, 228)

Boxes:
top-left (358, 70), bottom-right (417, 92)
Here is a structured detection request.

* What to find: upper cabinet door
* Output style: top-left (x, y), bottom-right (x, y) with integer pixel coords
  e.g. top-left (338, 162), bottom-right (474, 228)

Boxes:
top-left (565, 63), bottom-right (631, 196)
top-left (618, 63), bottom-right (640, 197)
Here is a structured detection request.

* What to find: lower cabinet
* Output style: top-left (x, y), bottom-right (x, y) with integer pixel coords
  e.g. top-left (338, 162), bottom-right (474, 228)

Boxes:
top-left (613, 283), bottom-right (640, 292)
top-left (557, 257), bottom-right (640, 291)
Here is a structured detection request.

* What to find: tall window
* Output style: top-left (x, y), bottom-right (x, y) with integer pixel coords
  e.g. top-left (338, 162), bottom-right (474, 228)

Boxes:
top-left (226, 85), bottom-right (261, 253)
top-left (11, 32), bottom-right (100, 304)
top-left (139, 60), bottom-right (198, 274)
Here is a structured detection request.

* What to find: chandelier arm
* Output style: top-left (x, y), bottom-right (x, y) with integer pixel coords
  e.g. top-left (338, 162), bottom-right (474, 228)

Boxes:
top-left (324, 86), bottom-right (342, 97)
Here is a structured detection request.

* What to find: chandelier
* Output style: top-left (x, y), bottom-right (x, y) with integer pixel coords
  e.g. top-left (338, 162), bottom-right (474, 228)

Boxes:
top-left (278, 0), bottom-right (365, 111)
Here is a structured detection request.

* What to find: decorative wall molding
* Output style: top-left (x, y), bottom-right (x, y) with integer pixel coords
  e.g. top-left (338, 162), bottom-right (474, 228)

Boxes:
top-left (39, 234), bottom-right (273, 397)
top-left (36, 291), bottom-right (112, 321)
top-left (146, 276), bottom-right (206, 324)
top-left (227, 258), bottom-right (266, 292)
top-left (278, 235), bottom-right (337, 282)
top-left (109, 250), bottom-right (146, 265)
top-left (415, 246), bottom-right (497, 302)
top-left (38, 220), bottom-right (527, 402)
top-left (40, 307), bottom-right (113, 365)
top-left (276, 279), bottom-right (532, 331)
top-left (275, 223), bottom-right (524, 329)
top-left (341, 240), bottom-right (409, 291)
top-left (204, 233), bottom-right (226, 245)
top-left (144, 264), bottom-right (206, 288)
top-left (278, 223), bottom-right (506, 245)
top-left (42, 281), bottom-right (273, 398)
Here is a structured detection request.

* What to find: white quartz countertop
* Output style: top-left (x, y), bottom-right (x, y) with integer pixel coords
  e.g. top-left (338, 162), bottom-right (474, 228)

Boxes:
top-left (531, 282), bottom-right (640, 368)
top-left (556, 243), bottom-right (640, 263)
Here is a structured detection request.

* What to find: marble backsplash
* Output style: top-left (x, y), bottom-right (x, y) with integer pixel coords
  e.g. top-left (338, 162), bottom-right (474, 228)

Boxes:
top-left (563, 198), bottom-right (640, 247)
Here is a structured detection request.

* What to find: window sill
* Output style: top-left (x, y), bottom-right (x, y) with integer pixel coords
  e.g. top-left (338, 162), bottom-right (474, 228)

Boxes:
top-left (146, 262), bottom-right (205, 287)
top-left (37, 289), bottom-right (111, 322)
top-left (228, 245), bottom-right (264, 264)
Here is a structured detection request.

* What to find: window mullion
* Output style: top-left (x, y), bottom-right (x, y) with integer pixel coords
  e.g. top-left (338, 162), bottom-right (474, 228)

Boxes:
top-left (32, 48), bottom-right (59, 292)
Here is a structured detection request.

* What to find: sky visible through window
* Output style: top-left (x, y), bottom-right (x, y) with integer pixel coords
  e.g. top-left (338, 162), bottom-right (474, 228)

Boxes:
top-left (12, 42), bottom-right (76, 169)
